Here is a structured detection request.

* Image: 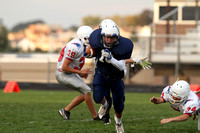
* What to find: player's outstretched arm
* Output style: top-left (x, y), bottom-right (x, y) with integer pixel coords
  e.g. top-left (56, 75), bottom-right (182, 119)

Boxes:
top-left (127, 57), bottom-right (152, 70)
top-left (160, 114), bottom-right (190, 125)
top-left (150, 97), bottom-right (165, 104)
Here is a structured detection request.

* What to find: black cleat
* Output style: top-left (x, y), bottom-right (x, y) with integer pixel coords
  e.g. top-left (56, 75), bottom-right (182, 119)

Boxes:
top-left (93, 116), bottom-right (101, 121)
top-left (58, 108), bottom-right (70, 120)
top-left (102, 113), bottom-right (111, 125)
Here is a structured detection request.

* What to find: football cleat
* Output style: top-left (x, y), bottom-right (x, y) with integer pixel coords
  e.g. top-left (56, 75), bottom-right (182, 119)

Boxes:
top-left (115, 123), bottom-right (124, 133)
top-left (102, 114), bottom-right (111, 125)
top-left (98, 103), bottom-right (109, 119)
top-left (93, 116), bottom-right (101, 121)
top-left (114, 115), bottom-right (124, 133)
top-left (58, 108), bottom-right (70, 120)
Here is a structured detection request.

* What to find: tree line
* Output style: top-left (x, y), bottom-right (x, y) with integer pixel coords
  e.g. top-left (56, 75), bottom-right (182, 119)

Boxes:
top-left (82, 9), bottom-right (153, 28)
top-left (0, 9), bottom-right (153, 52)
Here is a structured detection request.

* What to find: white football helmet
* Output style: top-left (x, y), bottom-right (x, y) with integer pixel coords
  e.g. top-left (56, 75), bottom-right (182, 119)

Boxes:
top-left (99, 19), bottom-right (117, 28)
top-left (169, 80), bottom-right (190, 105)
top-left (77, 26), bottom-right (93, 46)
top-left (101, 21), bottom-right (120, 49)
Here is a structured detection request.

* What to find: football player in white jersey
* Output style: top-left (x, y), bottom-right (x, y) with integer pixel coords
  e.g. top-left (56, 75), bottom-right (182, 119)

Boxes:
top-left (150, 80), bottom-right (200, 125)
top-left (55, 26), bottom-right (100, 120)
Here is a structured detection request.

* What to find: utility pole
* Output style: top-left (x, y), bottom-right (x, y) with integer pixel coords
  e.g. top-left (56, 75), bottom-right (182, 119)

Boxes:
top-left (166, 0), bottom-right (170, 44)
top-left (195, 0), bottom-right (199, 32)
top-left (163, 0), bottom-right (171, 85)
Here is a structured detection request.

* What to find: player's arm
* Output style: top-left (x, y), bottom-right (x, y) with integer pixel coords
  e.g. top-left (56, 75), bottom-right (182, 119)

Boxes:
top-left (160, 114), bottom-right (190, 125)
top-left (150, 96), bottom-right (165, 104)
top-left (107, 58), bottom-right (126, 71)
top-left (126, 57), bottom-right (148, 63)
top-left (62, 58), bottom-right (92, 78)
top-left (126, 57), bottom-right (152, 70)
top-left (126, 58), bottom-right (134, 63)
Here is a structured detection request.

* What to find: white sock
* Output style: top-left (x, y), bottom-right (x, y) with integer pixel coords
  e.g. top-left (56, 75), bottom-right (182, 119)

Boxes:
top-left (103, 100), bottom-right (108, 107)
top-left (115, 115), bottom-right (122, 124)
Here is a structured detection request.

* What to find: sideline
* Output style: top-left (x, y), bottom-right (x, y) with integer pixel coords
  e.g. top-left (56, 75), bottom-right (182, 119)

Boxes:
top-left (0, 82), bottom-right (164, 93)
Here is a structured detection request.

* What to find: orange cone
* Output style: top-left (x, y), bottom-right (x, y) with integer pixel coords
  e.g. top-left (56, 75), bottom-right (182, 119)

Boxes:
top-left (3, 81), bottom-right (20, 93)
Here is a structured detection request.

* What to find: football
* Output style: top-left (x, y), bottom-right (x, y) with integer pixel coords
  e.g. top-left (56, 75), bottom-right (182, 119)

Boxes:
top-left (86, 46), bottom-right (96, 57)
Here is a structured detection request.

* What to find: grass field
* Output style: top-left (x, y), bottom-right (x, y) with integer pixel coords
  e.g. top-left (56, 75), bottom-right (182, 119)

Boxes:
top-left (0, 90), bottom-right (199, 133)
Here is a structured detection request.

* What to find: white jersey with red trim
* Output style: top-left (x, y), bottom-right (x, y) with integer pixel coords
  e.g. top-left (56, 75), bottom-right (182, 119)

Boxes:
top-left (161, 86), bottom-right (200, 115)
top-left (56, 38), bottom-right (85, 70)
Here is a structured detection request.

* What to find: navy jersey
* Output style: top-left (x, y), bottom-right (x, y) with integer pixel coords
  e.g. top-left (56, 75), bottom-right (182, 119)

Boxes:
top-left (89, 29), bottom-right (134, 79)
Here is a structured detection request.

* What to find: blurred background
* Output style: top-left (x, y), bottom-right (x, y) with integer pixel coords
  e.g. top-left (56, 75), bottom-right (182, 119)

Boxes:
top-left (0, 0), bottom-right (200, 88)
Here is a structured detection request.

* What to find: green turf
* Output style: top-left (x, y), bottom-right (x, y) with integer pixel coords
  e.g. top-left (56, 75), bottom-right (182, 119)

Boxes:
top-left (0, 90), bottom-right (199, 133)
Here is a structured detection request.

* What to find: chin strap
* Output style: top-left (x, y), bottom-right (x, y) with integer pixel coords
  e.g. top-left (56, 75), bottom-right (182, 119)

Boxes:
top-left (176, 77), bottom-right (180, 82)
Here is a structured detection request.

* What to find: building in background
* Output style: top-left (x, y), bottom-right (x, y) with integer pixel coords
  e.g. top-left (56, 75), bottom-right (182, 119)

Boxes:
top-left (153, 0), bottom-right (200, 50)
top-left (148, 0), bottom-right (200, 85)
top-left (8, 24), bottom-right (76, 52)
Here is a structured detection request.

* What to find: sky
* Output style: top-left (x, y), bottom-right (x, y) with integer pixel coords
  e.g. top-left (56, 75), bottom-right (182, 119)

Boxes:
top-left (0, 0), bottom-right (154, 30)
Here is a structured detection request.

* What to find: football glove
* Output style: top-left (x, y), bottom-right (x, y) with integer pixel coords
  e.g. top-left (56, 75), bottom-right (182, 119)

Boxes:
top-left (101, 49), bottom-right (112, 60)
top-left (99, 49), bottom-right (106, 62)
top-left (131, 63), bottom-right (135, 70)
top-left (131, 57), bottom-right (152, 70)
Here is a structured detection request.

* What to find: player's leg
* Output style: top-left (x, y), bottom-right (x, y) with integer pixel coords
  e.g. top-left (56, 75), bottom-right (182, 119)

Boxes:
top-left (111, 79), bottom-right (125, 133)
top-left (93, 84), bottom-right (108, 119)
top-left (84, 92), bottom-right (99, 119)
top-left (58, 94), bottom-right (85, 120)
top-left (55, 71), bottom-right (98, 119)
top-left (92, 69), bottom-right (107, 104)
top-left (102, 89), bottom-right (112, 124)
top-left (72, 73), bottom-right (99, 119)
top-left (65, 94), bottom-right (85, 111)
top-left (92, 69), bottom-right (109, 119)
top-left (114, 112), bottom-right (124, 133)
top-left (56, 70), bottom-right (72, 120)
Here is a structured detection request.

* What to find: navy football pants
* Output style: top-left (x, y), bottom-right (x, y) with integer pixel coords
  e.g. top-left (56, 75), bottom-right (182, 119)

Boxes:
top-left (93, 69), bottom-right (125, 114)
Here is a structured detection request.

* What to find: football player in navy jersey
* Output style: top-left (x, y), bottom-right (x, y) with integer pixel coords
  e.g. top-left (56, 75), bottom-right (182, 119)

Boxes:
top-left (89, 19), bottom-right (133, 133)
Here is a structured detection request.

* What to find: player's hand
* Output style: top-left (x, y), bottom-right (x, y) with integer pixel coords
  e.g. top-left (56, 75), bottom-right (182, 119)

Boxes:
top-left (79, 68), bottom-right (92, 78)
top-left (150, 96), bottom-right (158, 104)
top-left (131, 57), bottom-right (152, 70)
top-left (195, 90), bottom-right (200, 95)
top-left (160, 118), bottom-right (171, 125)
top-left (101, 49), bottom-right (112, 60)
top-left (140, 57), bottom-right (152, 70)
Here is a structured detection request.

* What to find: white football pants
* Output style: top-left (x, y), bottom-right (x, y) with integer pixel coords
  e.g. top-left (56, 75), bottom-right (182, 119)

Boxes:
top-left (55, 70), bottom-right (91, 94)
